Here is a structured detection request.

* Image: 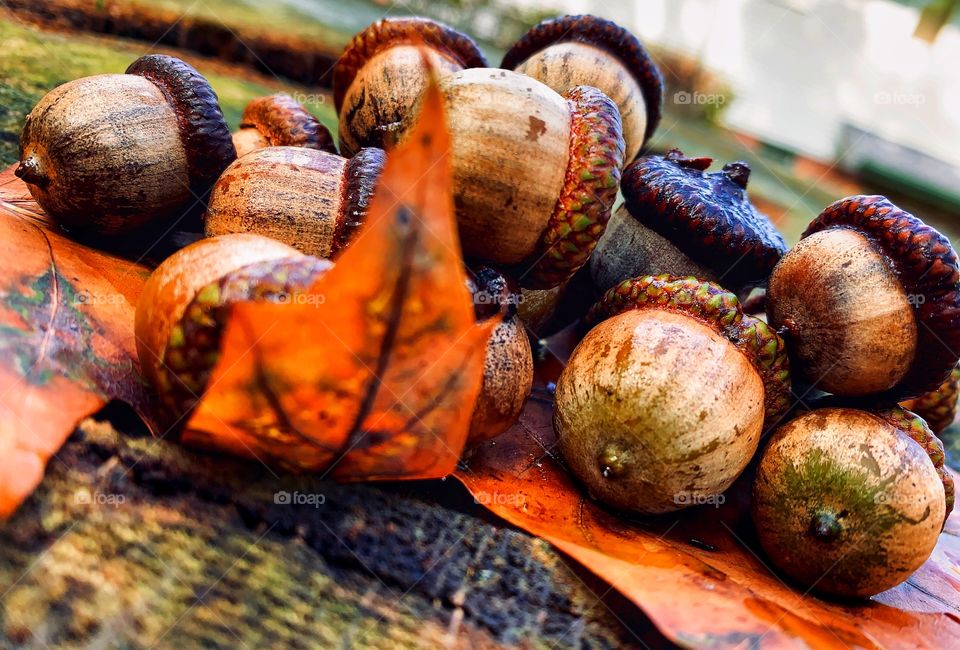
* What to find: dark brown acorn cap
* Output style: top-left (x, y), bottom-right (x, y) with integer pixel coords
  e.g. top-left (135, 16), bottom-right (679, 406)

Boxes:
top-left (126, 54), bottom-right (236, 203)
top-left (805, 195), bottom-right (960, 399)
top-left (467, 266), bottom-right (519, 321)
top-left (902, 365), bottom-right (959, 433)
top-left (588, 274), bottom-right (791, 427)
top-left (522, 85), bottom-right (625, 290)
top-left (333, 17), bottom-right (487, 113)
top-left (335, 147), bottom-right (386, 253)
top-left (501, 14), bottom-right (664, 146)
top-left (240, 94), bottom-right (336, 154)
top-left (621, 149), bottom-right (786, 290)
top-left (160, 255), bottom-right (331, 427)
top-left (873, 405), bottom-right (954, 527)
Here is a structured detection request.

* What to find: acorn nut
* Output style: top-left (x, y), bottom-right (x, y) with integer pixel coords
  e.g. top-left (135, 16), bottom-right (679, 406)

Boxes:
top-left (205, 146), bottom-right (386, 258)
top-left (135, 234), bottom-right (330, 425)
top-left (555, 275), bottom-right (791, 514)
top-left (334, 17), bottom-right (488, 155)
top-left (441, 71), bottom-right (625, 289)
top-left (502, 14), bottom-right (664, 162)
top-left (766, 195), bottom-right (960, 399)
top-left (232, 94), bottom-right (336, 158)
top-left (467, 267), bottom-right (534, 443)
top-left (590, 149), bottom-right (786, 297)
top-left (753, 406), bottom-right (951, 597)
top-left (17, 54), bottom-right (236, 237)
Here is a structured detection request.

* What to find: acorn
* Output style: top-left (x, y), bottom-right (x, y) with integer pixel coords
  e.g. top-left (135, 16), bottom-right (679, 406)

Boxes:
top-left (766, 195), bottom-right (960, 400)
top-left (439, 71), bottom-right (625, 289)
top-left (467, 267), bottom-right (533, 443)
top-left (17, 54), bottom-right (236, 237)
top-left (334, 17), bottom-right (488, 155)
top-left (902, 365), bottom-right (960, 434)
top-left (135, 234), bottom-right (330, 425)
top-left (590, 149), bottom-right (786, 297)
top-left (753, 406), bottom-right (951, 598)
top-left (232, 94), bottom-right (336, 158)
top-left (554, 275), bottom-right (791, 514)
top-left (501, 14), bottom-right (664, 162)
top-left (204, 146), bottom-right (386, 258)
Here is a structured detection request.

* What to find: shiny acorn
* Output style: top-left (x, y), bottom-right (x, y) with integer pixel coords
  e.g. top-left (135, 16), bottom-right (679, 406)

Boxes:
top-left (204, 146), bottom-right (385, 259)
top-left (17, 54), bottom-right (235, 237)
top-left (767, 195), bottom-right (960, 400)
top-left (334, 17), bottom-right (487, 155)
top-left (502, 14), bottom-right (664, 162)
top-left (753, 406), bottom-right (951, 597)
top-left (555, 275), bottom-right (790, 514)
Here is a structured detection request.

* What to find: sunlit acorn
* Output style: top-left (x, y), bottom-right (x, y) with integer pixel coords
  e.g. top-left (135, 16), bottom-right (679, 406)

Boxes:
top-left (590, 149), bottom-right (786, 297)
top-left (554, 275), bottom-right (791, 514)
top-left (467, 267), bottom-right (534, 443)
top-left (204, 146), bottom-right (385, 258)
top-left (232, 94), bottom-right (337, 158)
top-left (334, 17), bottom-right (487, 155)
top-left (439, 71), bottom-right (625, 289)
top-left (766, 195), bottom-right (960, 400)
top-left (17, 54), bottom-right (235, 236)
top-left (753, 406), bottom-right (951, 598)
top-left (501, 14), bottom-right (664, 162)
top-left (135, 234), bottom-right (330, 424)
top-left (901, 365), bottom-right (960, 434)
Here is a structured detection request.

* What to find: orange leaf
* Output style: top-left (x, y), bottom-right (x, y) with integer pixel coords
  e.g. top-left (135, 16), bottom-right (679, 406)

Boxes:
top-left (456, 329), bottom-right (960, 648)
top-left (185, 70), bottom-right (495, 479)
top-left (0, 169), bottom-right (151, 518)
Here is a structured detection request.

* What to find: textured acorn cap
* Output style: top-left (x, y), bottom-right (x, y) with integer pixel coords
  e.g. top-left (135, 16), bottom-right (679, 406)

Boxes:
top-left (902, 365), bottom-right (960, 434)
top-left (502, 14), bottom-right (663, 148)
top-left (521, 85), bottom-right (625, 289)
top-left (619, 149), bottom-right (786, 290)
top-left (333, 17), bottom-right (487, 113)
top-left (588, 274), bottom-right (791, 426)
top-left (126, 54), bottom-right (236, 202)
top-left (136, 234), bottom-right (303, 395)
top-left (159, 256), bottom-right (331, 425)
top-left (800, 195), bottom-right (960, 399)
top-left (875, 405), bottom-right (954, 526)
top-left (238, 94), bottom-right (336, 154)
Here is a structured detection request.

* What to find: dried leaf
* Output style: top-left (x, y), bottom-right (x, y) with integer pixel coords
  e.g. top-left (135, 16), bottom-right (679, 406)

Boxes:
top-left (456, 329), bottom-right (960, 649)
top-left (185, 72), bottom-right (495, 479)
top-left (0, 169), bottom-right (150, 518)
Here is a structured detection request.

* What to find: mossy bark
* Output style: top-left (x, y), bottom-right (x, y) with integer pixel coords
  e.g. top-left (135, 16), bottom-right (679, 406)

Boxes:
top-left (0, 407), bottom-right (670, 648)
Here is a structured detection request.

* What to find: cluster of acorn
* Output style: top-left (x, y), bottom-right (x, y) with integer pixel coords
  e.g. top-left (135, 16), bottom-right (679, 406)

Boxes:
top-left (16, 14), bottom-right (960, 600)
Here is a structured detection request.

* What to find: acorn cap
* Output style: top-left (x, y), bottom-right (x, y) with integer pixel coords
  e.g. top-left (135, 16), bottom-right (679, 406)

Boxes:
top-left (621, 149), bottom-right (786, 290)
top-left (240, 94), bottom-right (336, 153)
top-left (337, 147), bottom-right (387, 253)
top-left (805, 195), bottom-right (960, 398)
top-left (159, 256), bottom-right (331, 426)
top-left (467, 265), bottom-right (519, 320)
top-left (902, 365), bottom-right (960, 433)
top-left (501, 14), bottom-right (664, 146)
top-left (333, 17), bottom-right (487, 113)
top-left (522, 85), bottom-right (625, 289)
top-left (126, 54), bottom-right (236, 203)
top-left (874, 405), bottom-right (954, 527)
top-left (588, 274), bottom-right (791, 425)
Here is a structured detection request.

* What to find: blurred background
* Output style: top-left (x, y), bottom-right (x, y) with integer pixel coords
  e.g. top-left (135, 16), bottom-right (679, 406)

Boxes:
top-left (2, 0), bottom-right (958, 243)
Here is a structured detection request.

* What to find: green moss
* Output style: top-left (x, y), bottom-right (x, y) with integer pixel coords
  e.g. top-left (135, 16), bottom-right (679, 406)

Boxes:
top-left (0, 17), bottom-right (337, 166)
top-left (774, 448), bottom-right (903, 539)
